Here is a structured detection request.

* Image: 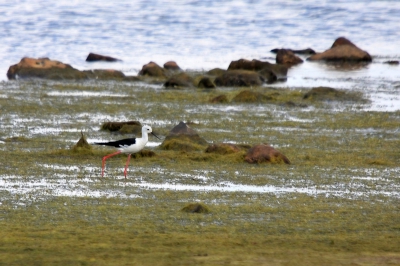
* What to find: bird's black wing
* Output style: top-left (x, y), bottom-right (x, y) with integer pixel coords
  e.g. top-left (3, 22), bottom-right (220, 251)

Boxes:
top-left (94, 138), bottom-right (136, 148)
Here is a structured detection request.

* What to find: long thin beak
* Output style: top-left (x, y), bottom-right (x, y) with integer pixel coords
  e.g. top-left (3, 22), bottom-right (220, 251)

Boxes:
top-left (151, 132), bottom-right (161, 140)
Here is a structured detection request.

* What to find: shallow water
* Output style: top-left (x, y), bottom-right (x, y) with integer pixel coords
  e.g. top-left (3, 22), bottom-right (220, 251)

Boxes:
top-left (0, 1), bottom-right (399, 206)
top-left (1, 1), bottom-right (400, 102)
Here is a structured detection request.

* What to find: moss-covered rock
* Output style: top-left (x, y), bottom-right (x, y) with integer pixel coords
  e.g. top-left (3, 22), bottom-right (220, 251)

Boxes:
top-left (231, 90), bottom-right (274, 103)
top-left (209, 94), bottom-right (229, 103)
top-left (71, 132), bottom-right (92, 153)
top-left (164, 72), bottom-right (194, 88)
top-left (214, 70), bottom-right (264, 87)
top-left (160, 122), bottom-right (208, 151)
top-left (181, 203), bottom-right (210, 213)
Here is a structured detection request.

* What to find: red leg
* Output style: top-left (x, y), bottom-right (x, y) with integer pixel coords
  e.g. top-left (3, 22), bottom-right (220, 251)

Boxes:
top-left (101, 151), bottom-right (121, 177)
top-left (124, 154), bottom-right (132, 178)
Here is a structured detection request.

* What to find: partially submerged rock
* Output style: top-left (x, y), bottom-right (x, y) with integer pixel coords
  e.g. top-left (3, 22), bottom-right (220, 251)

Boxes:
top-left (228, 58), bottom-right (288, 78)
top-left (7, 57), bottom-right (126, 80)
top-left (160, 122), bottom-right (208, 151)
top-left (231, 90), bottom-right (273, 103)
top-left (276, 49), bottom-right (303, 66)
top-left (271, 48), bottom-right (316, 55)
top-left (303, 87), bottom-right (368, 103)
top-left (307, 37), bottom-right (372, 62)
top-left (244, 144), bottom-right (290, 164)
top-left (85, 52), bottom-right (120, 62)
top-left (214, 70), bottom-right (264, 87)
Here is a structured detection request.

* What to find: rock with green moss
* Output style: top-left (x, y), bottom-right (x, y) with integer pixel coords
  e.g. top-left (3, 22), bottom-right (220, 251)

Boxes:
top-left (160, 122), bottom-right (208, 151)
top-left (231, 90), bottom-right (274, 103)
top-left (71, 132), bottom-right (92, 153)
top-left (164, 72), bottom-right (194, 88)
top-left (181, 203), bottom-right (210, 213)
top-left (214, 70), bottom-right (265, 87)
top-left (209, 94), bottom-right (229, 103)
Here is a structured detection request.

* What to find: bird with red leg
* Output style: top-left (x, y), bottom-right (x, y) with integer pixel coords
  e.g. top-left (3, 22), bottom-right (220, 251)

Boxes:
top-left (94, 125), bottom-right (160, 178)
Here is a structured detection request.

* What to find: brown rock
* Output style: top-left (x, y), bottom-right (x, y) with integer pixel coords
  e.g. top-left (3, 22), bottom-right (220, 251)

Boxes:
top-left (7, 57), bottom-right (76, 79)
top-left (7, 57), bottom-right (125, 80)
top-left (276, 49), bottom-right (303, 66)
top-left (138, 61), bottom-right (167, 78)
top-left (244, 144), bottom-right (290, 164)
top-left (163, 61), bottom-right (181, 71)
top-left (164, 72), bottom-right (193, 88)
top-left (214, 70), bottom-right (264, 87)
top-left (86, 53), bottom-right (120, 62)
top-left (307, 37), bottom-right (372, 62)
top-left (228, 58), bottom-right (288, 78)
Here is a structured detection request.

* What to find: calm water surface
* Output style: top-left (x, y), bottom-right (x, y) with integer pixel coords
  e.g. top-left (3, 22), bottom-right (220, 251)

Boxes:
top-left (0, 0), bottom-right (399, 86)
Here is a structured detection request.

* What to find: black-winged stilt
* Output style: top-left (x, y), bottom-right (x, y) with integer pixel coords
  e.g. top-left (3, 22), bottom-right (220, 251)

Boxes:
top-left (94, 125), bottom-right (160, 178)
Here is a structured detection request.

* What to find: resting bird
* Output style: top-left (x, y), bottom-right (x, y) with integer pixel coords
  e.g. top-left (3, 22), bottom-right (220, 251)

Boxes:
top-left (94, 125), bottom-right (160, 178)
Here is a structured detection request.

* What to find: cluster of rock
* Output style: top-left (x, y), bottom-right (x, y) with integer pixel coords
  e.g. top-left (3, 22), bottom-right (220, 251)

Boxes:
top-left (162, 122), bottom-right (290, 164)
top-left (100, 121), bottom-right (290, 165)
top-left (6, 37), bottom-right (379, 88)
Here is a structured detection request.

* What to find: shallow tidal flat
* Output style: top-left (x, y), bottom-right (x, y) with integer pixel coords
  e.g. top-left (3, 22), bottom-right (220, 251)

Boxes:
top-left (0, 80), bottom-right (399, 265)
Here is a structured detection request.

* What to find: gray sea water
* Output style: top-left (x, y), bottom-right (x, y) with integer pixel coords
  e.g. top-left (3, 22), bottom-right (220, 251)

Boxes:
top-left (0, 0), bottom-right (399, 110)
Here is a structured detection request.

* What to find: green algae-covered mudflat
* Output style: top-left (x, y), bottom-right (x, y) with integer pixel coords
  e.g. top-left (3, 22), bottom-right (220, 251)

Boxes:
top-left (0, 80), bottom-right (399, 265)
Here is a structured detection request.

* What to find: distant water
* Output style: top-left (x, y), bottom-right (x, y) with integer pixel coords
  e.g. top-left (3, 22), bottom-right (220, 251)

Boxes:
top-left (1, 0), bottom-right (399, 110)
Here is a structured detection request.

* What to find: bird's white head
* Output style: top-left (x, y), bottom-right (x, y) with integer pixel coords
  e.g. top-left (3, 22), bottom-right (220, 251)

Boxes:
top-left (142, 125), bottom-right (153, 133)
top-left (142, 125), bottom-right (161, 139)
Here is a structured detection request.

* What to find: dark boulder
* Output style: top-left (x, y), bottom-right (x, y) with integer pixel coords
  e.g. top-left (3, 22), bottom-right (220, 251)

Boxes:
top-left (197, 77), bottom-right (216, 89)
top-left (86, 52), bottom-right (120, 62)
top-left (214, 70), bottom-right (264, 87)
top-left (164, 72), bottom-right (193, 88)
top-left (271, 48), bottom-right (316, 55)
top-left (276, 49), bottom-right (303, 66)
top-left (228, 58), bottom-right (288, 78)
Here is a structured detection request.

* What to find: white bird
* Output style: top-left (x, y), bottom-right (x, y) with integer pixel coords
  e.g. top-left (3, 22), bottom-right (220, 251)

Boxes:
top-left (94, 125), bottom-right (160, 178)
